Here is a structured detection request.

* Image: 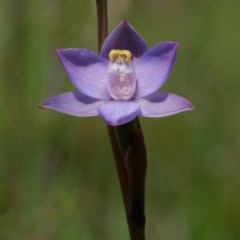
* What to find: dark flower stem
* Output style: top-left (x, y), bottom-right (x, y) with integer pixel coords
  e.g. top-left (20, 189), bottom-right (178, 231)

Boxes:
top-left (96, 0), bottom-right (108, 52)
top-left (96, 1), bottom-right (147, 239)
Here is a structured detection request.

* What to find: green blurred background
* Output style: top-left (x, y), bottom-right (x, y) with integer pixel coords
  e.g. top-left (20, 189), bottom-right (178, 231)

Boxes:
top-left (1, 0), bottom-right (240, 239)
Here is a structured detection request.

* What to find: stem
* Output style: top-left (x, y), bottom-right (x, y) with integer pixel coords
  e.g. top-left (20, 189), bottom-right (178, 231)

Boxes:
top-left (95, 1), bottom-right (146, 239)
top-left (123, 119), bottom-right (147, 240)
top-left (96, 0), bottom-right (108, 51)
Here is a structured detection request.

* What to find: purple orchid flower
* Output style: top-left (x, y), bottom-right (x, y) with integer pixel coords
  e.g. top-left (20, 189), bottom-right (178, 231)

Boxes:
top-left (39, 20), bottom-right (194, 126)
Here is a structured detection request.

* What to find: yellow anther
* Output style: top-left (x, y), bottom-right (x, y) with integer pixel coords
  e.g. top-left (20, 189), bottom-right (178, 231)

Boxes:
top-left (109, 49), bottom-right (132, 62)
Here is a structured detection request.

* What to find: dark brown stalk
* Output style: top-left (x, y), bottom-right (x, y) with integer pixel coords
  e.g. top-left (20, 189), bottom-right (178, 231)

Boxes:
top-left (124, 119), bottom-right (147, 240)
top-left (96, 0), bottom-right (108, 52)
top-left (95, 1), bottom-right (146, 239)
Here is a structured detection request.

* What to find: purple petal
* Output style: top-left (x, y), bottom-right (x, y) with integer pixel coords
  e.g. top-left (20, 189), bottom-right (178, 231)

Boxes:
top-left (100, 20), bottom-right (148, 59)
top-left (57, 49), bottom-right (109, 99)
top-left (134, 42), bottom-right (179, 98)
top-left (137, 91), bottom-right (194, 117)
top-left (39, 91), bottom-right (104, 116)
top-left (97, 101), bottom-right (140, 126)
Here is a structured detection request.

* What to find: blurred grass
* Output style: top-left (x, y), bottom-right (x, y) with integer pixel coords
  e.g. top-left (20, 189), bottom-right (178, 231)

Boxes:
top-left (0, 0), bottom-right (240, 239)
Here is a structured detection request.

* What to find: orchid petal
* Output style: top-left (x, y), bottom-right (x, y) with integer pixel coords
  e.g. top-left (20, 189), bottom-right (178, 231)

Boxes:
top-left (97, 101), bottom-right (140, 126)
top-left (134, 42), bottom-right (179, 98)
top-left (137, 91), bottom-right (194, 117)
top-left (57, 49), bottom-right (109, 99)
top-left (39, 91), bottom-right (104, 116)
top-left (100, 20), bottom-right (147, 59)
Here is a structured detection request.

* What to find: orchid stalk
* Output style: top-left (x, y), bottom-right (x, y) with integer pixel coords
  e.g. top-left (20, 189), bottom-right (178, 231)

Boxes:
top-left (39, 0), bottom-right (194, 239)
top-left (96, 1), bottom-right (146, 239)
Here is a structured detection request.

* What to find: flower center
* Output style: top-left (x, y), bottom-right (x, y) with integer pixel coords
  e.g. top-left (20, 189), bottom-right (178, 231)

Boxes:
top-left (107, 49), bottom-right (136, 100)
